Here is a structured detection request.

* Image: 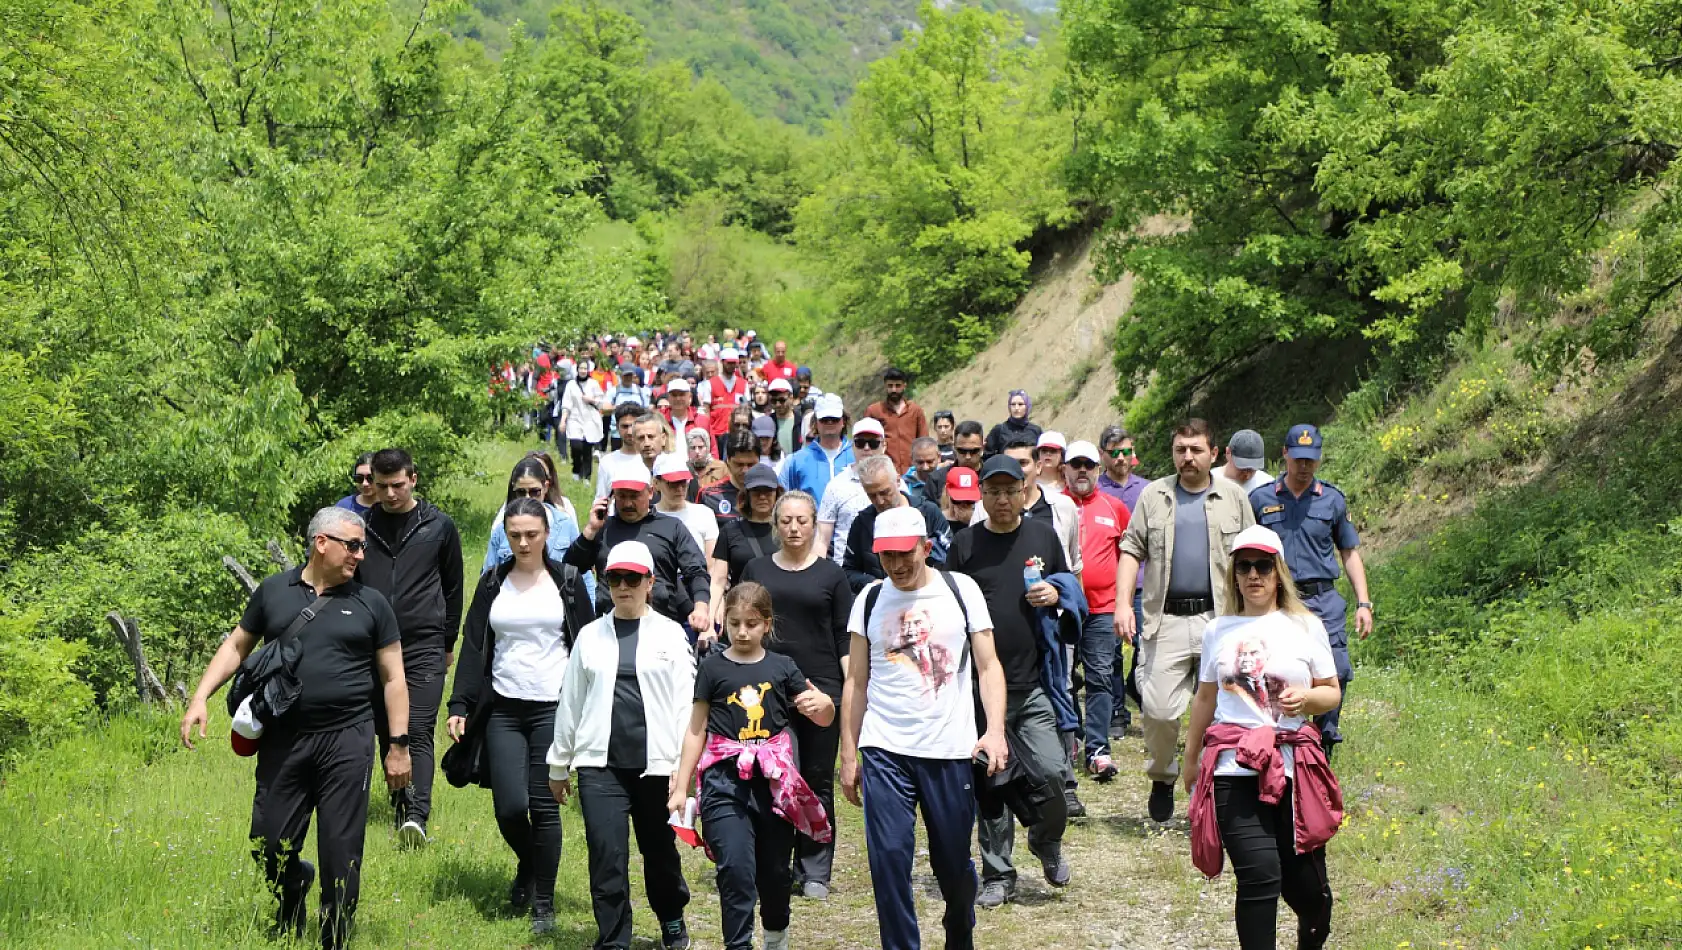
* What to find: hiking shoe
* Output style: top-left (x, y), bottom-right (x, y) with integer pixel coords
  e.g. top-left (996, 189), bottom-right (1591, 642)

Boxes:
top-left (272, 859), bottom-right (315, 939)
top-left (1148, 781), bottom-right (1175, 823)
top-left (660, 918), bottom-right (691, 950)
top-left (799, 880), bottom-right (829, 901)
top-left (509, 872), bottom-right (531, 911)
top-left (531, 899), bottom-right (555, 935)
top-left (398, 819), bottom-right (430, 849)
top-left (1041, 852), bottom-right (1072, 888)
top-left (1064, 785), bottom-right (1087, 819)
top-left (1087, 753), bottom-right (1118, 783)
top-left (763, 928), bottom-right (790, 950)
top-left (976, 880), bottom-right (1014, 908)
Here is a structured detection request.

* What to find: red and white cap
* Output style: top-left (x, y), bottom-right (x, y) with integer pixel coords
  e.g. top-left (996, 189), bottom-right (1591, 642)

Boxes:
top-left (230, 695), bottom-right (263, 757)
top-left (945, 466), bottom-right (981, 502)
top-left (665, 377), bottom-right (692, 393)
top-left (1036, 430), bottom-right (1067, 452)
top-left (1065, 440), bottom-right (1101, 465)
top-left (652, 452), bottom-right (691, 482)
top-left (609, 462), bottom-right (652, 492)
top-left (852, 418), bottom-right (886, 439)
top-left (720, 347), bottom-right (741, 362)
top-left (1231, 525), bottom-right (1284, 556)
top-left (767, 378), bottom-right (793, 393)
top-left (605, 540), bottom-right (655, 575)
top-left (873, 505), bottom-right (929, 553)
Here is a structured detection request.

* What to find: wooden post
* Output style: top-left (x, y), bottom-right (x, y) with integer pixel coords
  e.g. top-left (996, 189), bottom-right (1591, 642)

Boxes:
top-left (222, 555), bottom-right (260, 595)
top-left (105, 612), bottom-right (171, 705)
top-left (266, 540), bottom-right (295, 571)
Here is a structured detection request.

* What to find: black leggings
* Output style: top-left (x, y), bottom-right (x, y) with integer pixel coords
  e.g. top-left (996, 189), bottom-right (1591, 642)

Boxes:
top-left (1214, 776), bottom-right (1333, 950)
top-left (569, 438), bottom-right (594, 481)
top-left (485, 697), bottom-right (563, 903)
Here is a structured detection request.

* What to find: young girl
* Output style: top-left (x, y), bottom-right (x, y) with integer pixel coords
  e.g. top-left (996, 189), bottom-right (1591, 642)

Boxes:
top-left (668, 583), bottom-right (835, 950)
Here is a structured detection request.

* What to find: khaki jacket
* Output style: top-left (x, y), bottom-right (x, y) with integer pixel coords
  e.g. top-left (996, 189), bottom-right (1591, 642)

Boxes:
top-left (1119, 474), bottom-right (1256, 640)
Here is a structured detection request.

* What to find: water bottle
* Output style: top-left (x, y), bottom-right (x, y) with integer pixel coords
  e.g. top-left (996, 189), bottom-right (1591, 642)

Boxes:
top-left (1022, 558), bottom-right (1042, 591)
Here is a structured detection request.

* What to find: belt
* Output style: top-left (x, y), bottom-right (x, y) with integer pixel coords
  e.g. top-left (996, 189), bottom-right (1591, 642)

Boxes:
top-left (1296, 579), bottom-right (1336, 598)
top-left (1163, 596), bottom-right (1213, 616)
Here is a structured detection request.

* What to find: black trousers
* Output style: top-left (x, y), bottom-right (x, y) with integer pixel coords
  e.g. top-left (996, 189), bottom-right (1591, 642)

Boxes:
top-left (1214, 776), bottom-right (1333, 950)
top-left (569, 437), bottom-right (595, 481)
top-left (486, 696), bottom-right (563, 904)
top-left (374, 645), bottom-right (445, 825)
top-left (576, 767), bottom-right (691, 949)
top-left (700, 765), bottom-right (794, 950)
top-left (789, 712), bottom-right (839, 886)
top-left (250, 720), bottom-right (374, 950)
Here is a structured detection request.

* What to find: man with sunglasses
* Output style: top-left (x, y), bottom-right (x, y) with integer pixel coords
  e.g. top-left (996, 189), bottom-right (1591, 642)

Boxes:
top-left (782, 393), bottom-right (853, 504)
top-left (817, 419), bottom-right (890, 565)
top-left (1248, 424), bottom-right (1372, 757)
top-left (1061, 441), bottom-right (1131, 783)
top-left (925, 421), bottom-right (985, 516)
top-left (359, 447), bottom-right (463, 848)
top-left (1096, 425), bottom-right (1149, 736)
top-left (1116, 420), bottom-right (1254, 823)
top-left (766, 377), bottom-right (801, 456)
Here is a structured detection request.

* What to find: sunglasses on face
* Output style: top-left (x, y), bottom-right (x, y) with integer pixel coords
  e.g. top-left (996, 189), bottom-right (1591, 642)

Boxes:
top-left (513, 486), bottom-right (546, 499)
top-left (1234, 557), bottom-right (1276, 576)
top-left (853, 438), bottom-right (882, 450)
top-left (321, 534), bottom-right (367, 554)
top-left (1108, 447), bottom-right (1137, 459)
top-left (1068, 459), bottom-right (1098, 471)
top-left (351, 473), bottom-right (373, 485)
top-left (604, 571), bottom-right (646, 588)
top-left (955, 446), bottom-right (982, 456)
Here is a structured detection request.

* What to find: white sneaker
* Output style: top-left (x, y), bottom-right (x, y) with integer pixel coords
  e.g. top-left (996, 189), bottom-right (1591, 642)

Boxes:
top-left (398, 820), bottom-right (430, 849)
top-left (762, 929), bottom-right (789, 950)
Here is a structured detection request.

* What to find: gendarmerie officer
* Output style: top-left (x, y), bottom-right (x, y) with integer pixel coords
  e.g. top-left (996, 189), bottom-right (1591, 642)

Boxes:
top-left (1248, 424), bottom-right (1373, 757)
top-left (180, 506), bottom-right (411, 950)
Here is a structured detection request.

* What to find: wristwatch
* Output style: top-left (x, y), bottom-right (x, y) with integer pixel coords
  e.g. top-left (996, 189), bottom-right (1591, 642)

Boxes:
top-left (1356, 601), bottom-right (1374, 611)
top-left (389, 734), bottom-right (411, 748)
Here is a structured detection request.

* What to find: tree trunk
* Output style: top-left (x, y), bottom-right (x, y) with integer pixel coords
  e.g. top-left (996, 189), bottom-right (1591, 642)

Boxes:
top-left (105, 612), bottom-right (171, 705)
top-left (223, 555), bottom-right (260, 594)
top-left (266, 540), bottom-right (295, 571)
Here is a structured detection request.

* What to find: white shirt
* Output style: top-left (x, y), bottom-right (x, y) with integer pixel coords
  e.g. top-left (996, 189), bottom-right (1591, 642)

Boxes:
top-left (817, 466), bottom-right (869, 564)
top-left (848, 572), bottom-right (994, 760)
top-left (664, 501), bottom-right (718, 554)
top-left (1199, 611), bottom-right (1335, 777)
top-left (1225, 469), bottom-right (1275, 495)
top-left (488, 574), bottom-right (570, 702)
top-left (562, 378), bottom-right (605, 443)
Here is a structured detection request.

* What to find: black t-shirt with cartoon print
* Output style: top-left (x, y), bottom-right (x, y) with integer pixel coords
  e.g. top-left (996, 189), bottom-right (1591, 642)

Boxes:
top-left (694, 650), bottom-right (810, 742)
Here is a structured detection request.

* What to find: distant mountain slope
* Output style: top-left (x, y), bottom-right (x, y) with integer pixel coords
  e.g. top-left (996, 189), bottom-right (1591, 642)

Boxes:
top-left (457, 0), bottom-right (1043, 126)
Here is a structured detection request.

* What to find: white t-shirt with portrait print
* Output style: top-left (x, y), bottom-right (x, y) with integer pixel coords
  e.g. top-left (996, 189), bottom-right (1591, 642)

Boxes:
top-left (848, 572), bottom-right (994, 761)
top-left (1199, 610), bottom-right (1336, 778)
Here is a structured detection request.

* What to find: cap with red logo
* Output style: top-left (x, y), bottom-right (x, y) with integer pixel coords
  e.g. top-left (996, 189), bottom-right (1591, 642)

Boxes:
top-left (945, 466), bottom-right (981, 502)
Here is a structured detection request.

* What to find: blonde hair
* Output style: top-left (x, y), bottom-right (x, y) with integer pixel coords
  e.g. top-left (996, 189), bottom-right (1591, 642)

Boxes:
top-left (1220, 549), bottom-right (1313, 617)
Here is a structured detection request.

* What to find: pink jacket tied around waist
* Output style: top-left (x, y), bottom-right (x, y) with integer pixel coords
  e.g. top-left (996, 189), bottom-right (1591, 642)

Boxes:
top-left (1189, 722), bottom-right (1344, 879)
top-left (698, 730), bottom-right (833, 843)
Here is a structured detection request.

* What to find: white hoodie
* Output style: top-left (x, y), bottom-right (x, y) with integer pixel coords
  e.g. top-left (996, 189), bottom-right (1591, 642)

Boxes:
top-left (546, 609), bottom-right (695, 781)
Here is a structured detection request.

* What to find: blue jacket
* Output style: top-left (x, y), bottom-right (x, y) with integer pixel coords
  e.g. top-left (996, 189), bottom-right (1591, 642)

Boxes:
top-left (1035, 572), bottom-right (1088, 734)
top-left (781, 440), bottom-right (854, 502)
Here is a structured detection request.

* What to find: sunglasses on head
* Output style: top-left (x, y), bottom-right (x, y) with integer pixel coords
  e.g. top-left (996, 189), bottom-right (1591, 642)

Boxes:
top-left (853, 438), bottom-right (882, 450)
top-left (1234, 557), bottom-right (1276, 576)
top-left (512, 486), bottom-right (546, 499)
top-left (604, 571), bottom-right (646, 588)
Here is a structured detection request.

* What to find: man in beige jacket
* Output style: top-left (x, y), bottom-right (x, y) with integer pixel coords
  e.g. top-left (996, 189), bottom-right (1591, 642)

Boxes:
top-left (1117, 419), bottom-right (1255, 822)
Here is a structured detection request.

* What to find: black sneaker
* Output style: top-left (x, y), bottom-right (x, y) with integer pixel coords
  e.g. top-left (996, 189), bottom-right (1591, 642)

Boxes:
top-left (272, 859), bottom-right (315, 939)
top-left (509, 872), bottom-right (531, 912)
top-left (660, 918), bottom-right (691, 950)
top-left (1064, 785), bottom-right (1087, 819)
top-left (1148, 781), bottom-right (1175, 823)
top-left (531, 898), bottom-right (555, 936)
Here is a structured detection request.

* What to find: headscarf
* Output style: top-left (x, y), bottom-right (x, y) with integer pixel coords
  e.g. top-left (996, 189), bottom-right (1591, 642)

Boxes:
top-left (1008, 389), bottom-right (1032, 421)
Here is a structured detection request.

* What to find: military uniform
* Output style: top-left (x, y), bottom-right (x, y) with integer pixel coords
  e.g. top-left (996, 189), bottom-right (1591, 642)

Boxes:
top-left (1249, 425), bottom-right (1360, 752)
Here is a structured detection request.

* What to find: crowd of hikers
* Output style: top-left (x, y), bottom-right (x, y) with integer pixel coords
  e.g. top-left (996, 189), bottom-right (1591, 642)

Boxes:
top-left (180, 326), bottom-right (1368, 950)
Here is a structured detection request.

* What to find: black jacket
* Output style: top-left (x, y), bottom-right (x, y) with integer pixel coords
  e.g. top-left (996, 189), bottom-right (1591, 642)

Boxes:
top-left (843, 496), bottom-right (950, 593)
top-left (358, 498), bottom-right (465, 653)
top-left (446, 555), bottom-right (596, 719)
top-left (974, 727), bottom-right (1058, 827)
top-left (562, 509), bottom-right (711, 624)
top-left (985, 417), bottom-right (1043, 457)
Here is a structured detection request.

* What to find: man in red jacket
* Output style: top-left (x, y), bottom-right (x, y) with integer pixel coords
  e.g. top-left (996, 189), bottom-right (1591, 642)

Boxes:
top-left (705, 347), bottom-right (751, 437)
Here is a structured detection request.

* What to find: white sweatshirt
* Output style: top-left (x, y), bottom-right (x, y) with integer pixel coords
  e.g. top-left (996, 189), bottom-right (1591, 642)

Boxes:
top-left (546, 609), bottom-right (696, 781)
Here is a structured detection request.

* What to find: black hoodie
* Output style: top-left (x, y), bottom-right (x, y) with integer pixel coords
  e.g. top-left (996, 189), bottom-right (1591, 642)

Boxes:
top-left (359, 498), bottom-right (465, 654)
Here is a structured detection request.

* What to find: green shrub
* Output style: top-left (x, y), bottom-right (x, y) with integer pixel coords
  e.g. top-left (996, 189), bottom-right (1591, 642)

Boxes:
top-left (0, 605), bottom-right (93, 763)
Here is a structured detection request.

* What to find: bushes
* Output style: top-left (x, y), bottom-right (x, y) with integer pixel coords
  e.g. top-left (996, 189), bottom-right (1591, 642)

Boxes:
top-left (0, 606), bottom-right (93, 764)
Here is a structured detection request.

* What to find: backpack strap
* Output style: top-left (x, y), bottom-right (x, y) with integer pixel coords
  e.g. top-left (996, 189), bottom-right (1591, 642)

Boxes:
top-left (281, 592), bottom-right (335, 646)
top-left (861, 571), bottom-right (973, 643)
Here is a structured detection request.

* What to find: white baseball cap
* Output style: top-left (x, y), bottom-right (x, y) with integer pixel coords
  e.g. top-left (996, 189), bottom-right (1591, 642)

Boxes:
top-left (767, 378), bottom-right (793, 393)
top-left (1036, 430), bottom-right (1067, 452)
top-left (720, 347), bottom-right (741, 361)
top-left (873, 505), bottom-right (928, 553)
top-left (852, 418), bottom-right (886, 439)
top-left (1065, 440), bottom-right (1101, 465)
top-left (1231, 525), bottom-right (1284, 556)
top-left (605, 540), bottom-right (655, 575)
top-left (609, 461), bottom-right (652, 493)
top-left (652, 452), bottom-right (691, 482)
top-left (815, 392), bottom-right (845, 419)
top-left (665, 378), bottom-right (692, 393)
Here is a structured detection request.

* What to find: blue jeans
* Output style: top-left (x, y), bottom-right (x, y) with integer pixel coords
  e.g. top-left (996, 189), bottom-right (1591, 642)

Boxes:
top-left (861, 748), bottom-right (976, 950)
top-left (1078, 612), bottom-right (1117, 759)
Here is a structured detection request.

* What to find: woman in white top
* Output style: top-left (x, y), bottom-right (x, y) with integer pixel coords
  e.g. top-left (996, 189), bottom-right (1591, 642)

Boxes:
top-left (547, 540), bottom-right (697, 950)
top-left (446, 498), bottom-right (596, 935)
top-left (651, 452), bottom-right (719, 559)
top-left (560, 358), bottom-right (607, 482)
top-left (1182, 525), bottom-right (1339, 950)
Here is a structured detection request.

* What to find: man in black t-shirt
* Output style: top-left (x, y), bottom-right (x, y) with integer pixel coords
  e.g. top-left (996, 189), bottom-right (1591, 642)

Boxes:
top-left (180, 506), bottom-right (411, 950)
top-left (944, 455), bottom-right (1072, 908)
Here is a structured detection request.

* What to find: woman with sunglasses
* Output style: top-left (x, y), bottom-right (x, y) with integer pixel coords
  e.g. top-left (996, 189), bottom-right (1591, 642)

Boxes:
top-left (336, 452), bottom-right (378, 516)
top-left (548, 540), bottom-right (697, 950)
top-left (482, 458), bottom-right (586, 579)
top-left (522, 449), bottom-right (579, 524)
top-left (447, 497), bottom-right (596, 934)
top-left (1182, 525), bottom-right (1342, 950)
